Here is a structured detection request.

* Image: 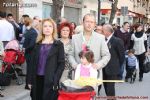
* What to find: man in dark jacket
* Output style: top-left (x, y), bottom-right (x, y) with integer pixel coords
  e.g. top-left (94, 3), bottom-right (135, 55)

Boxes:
top-left (100, 24), bottom-right (125, 97)
top-left (114, 22), bottom-right (130, 50)
top-left (114, 22), bottom-right (130, 80)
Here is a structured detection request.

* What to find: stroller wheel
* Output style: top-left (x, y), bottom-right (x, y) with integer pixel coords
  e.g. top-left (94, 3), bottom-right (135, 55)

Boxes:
top-left (16, 77), bottom-right (23, 85)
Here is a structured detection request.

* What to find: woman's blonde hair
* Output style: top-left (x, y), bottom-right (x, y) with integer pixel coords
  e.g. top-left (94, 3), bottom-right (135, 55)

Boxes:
top-left (24, 17), bottom-right (32, 26)
top-left (36, 18), bottom-right (57, 43)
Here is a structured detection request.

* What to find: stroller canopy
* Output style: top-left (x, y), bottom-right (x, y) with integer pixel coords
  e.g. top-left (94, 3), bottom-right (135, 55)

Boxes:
top-left (5, 40), bottom-right (20, 51)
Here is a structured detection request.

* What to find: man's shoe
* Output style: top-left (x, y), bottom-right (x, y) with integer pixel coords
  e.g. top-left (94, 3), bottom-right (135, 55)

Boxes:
top-left (125, 78), bottom-right (128, 82)
top-left (139, 78), bottom-right (143, 82)
top-left (25, 85), bottom-right (30, 90)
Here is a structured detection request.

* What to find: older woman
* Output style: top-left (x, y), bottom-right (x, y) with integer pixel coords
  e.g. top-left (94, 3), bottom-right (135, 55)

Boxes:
top-left (28, 18), bottom-right (65, 100)
top-left (58, 22), bottom-right (73, 82)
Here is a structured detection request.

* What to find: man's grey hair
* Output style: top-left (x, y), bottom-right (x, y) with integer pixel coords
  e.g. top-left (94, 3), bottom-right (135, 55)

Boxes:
top-left (103, 24), bottom-right (114, 33)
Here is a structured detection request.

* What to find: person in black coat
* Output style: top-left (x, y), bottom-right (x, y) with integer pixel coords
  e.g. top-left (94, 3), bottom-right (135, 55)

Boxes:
top-left (98, 24), bottom-right (125, 97)
top-left (23, 17), bottom-right (38, 90)
top-left (28, 18), bottom-right (65, 100)
top-left (114, 22), bottom-right (130, 80)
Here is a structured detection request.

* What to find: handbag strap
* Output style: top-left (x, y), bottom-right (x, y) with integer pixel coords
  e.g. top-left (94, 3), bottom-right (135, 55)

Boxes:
top-left (146, 56), bottom-right (150, 62)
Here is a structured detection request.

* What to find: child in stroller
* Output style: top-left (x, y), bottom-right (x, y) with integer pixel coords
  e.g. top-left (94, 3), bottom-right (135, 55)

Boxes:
top-left (2, 39), bottom-right (24, 85)
top-left (125, 49), bottom-right (138, 83)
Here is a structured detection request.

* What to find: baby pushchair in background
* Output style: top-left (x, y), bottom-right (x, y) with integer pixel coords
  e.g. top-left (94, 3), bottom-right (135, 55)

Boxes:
top-left (1, 39), bottom-right (25, 85)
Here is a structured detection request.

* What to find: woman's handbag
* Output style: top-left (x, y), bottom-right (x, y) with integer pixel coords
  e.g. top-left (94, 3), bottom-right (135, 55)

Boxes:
top-left (0, 72), bottom-right (11, 86)
top-left (143, 56), bottom-right (150, 73)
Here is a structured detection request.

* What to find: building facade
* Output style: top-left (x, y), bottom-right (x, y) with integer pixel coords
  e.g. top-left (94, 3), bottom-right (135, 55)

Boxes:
top-left (0, 0), bottom-right (99, 25)
top-left (100, 0), bottom-right (150, 25)
top-left (0, 0), bottom-right (19, 21)
top-left (1, 0), bottom-right (149, 25)
top-left (82, 0), bottom-right (98, 23)
top-left (20, 0), bottom-right (83, 24)
top-left (62, 0), bottom-right (83, 25)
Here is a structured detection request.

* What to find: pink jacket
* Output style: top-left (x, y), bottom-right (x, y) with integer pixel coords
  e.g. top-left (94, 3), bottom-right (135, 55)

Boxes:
top-left (75, 64), bottom-right (98, 80)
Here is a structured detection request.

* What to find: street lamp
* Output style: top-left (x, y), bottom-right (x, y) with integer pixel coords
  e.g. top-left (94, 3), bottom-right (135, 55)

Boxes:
top-left (98, 0), bottom-right (101, 25)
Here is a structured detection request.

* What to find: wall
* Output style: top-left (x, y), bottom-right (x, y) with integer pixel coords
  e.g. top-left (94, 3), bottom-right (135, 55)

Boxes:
top-left (117, 0), bottom-right (133, 11)
top-left (20, 0), bottom-right (52, 19)
top-left (62, 0), bottom-right (83, 25)
top-left (82, 0), bottom-right (98, 23)
top-left (0, 0), bottom-right (19, 22)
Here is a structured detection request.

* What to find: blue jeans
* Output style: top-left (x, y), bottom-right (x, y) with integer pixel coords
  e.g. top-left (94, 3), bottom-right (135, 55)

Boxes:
top-left (119, 51), bottom-right (128, 79)
top-left (119, 60), bottom-right (126, 79)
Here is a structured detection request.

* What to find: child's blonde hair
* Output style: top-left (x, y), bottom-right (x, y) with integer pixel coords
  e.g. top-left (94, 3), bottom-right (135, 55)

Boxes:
top-left (128, 49), bottom-right (135, 54)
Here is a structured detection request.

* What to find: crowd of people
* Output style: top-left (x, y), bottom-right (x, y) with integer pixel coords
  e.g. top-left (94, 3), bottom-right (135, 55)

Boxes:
top-left (0, 11), bottom-right (150, 100)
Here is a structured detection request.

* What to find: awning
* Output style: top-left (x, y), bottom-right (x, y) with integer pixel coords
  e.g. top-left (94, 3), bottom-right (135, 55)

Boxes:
top-left (100, 9), bottom-right (145, 18)
top-left (100, 9), bottom-right (120, 16)
top-left (128, 11), bottom-right (145, 18)
top-left (100, 9), bottom-right (111, 14)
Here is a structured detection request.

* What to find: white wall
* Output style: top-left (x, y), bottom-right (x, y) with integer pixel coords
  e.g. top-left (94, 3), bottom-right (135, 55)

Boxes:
top-left (117, 0), bottom-right (134, 11)
top-left (82, 0), bottom-right (98, 23)
top-left (101, 2), bottom-right (112, 9)
top-left (19, 0), bottom-right (52, 19)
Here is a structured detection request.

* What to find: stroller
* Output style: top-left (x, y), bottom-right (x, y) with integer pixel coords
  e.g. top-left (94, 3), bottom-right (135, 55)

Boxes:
top-left (1, 39), bottom-right (25, 85)
top-left (58, 83), bottom-right (96, 100)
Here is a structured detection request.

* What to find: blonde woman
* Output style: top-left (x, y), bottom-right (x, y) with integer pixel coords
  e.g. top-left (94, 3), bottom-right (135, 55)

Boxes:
top-left (28, 18), bottom-right (65, 100)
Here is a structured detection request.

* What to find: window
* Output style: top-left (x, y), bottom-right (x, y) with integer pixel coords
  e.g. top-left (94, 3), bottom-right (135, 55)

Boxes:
top-left (42, 3), bottom-right (52, 19)
top-left (101, 17), bottom-right (105, 23)
top-left (90, 10), bottom-right (96, 18)
top-left (117, 18), bottom-right (120, 25)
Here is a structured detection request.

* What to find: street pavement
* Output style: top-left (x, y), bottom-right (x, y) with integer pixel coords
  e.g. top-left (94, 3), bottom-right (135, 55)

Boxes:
top-left (0, 70), bottom-right (150, 100)
top-left (0, 77), bottom-right (31, 100)
top-left (98, 71), bottom-right (150, 100)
